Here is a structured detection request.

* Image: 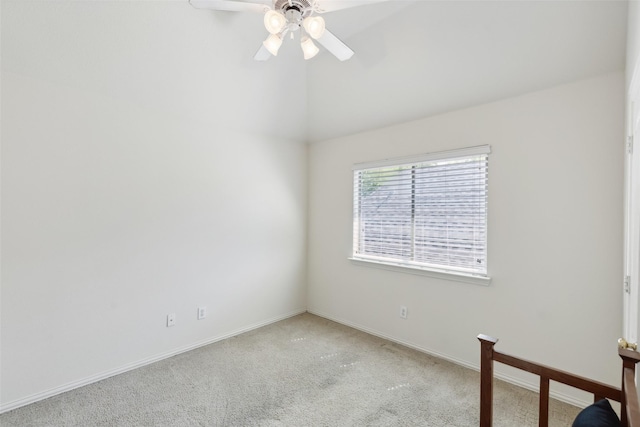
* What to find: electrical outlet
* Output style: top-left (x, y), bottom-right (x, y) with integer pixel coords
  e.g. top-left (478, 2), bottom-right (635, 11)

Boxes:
top-left (197, 306), bottom-right (207, 320)
top-left (167, 313), bottom-right (176, 327)
top-left (400, 306), bottom-right (408, 319)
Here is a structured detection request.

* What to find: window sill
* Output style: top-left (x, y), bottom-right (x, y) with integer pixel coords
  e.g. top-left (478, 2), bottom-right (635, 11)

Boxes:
top-left (348, 257), bottom-right (491, 286)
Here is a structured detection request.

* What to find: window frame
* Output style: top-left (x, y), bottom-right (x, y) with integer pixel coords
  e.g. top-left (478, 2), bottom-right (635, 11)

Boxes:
top-left (350, 145), bottom-right (491, 286)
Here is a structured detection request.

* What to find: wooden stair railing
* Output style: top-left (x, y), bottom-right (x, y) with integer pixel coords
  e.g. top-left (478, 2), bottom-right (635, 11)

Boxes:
top-left (478, 334), bottom-right (640, 427)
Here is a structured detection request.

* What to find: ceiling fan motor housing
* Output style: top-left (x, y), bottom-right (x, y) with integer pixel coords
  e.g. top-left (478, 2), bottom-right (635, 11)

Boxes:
top-left (274, 0), bottom-right (314, 19)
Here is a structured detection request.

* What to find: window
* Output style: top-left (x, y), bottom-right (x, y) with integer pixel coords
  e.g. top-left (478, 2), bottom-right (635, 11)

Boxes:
top-left (352, 145), bottom-right (490, 280)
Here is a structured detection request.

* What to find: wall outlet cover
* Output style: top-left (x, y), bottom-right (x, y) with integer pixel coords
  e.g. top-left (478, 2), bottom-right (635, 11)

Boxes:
top-left (400, 306), bottom-right (408, 319)
top-left (167, 313), bottom-right (176, 327)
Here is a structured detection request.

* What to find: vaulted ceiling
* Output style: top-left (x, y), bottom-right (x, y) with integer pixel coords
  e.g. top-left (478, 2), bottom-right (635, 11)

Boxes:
top-left (306, 0), bottom-right (628, 141)
top-left (3, 1), bottom-right (627, 143)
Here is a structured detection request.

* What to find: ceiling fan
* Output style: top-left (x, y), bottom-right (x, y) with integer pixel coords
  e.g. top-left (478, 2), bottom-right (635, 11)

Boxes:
top-left (189, 0), bottom-right (387, 61)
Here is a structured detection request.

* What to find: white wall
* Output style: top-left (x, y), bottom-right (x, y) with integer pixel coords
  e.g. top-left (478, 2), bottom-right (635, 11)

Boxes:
top-left (1, 1), bottom-right (308, 409)
top-left (308, 72), bottom-right (625, 403)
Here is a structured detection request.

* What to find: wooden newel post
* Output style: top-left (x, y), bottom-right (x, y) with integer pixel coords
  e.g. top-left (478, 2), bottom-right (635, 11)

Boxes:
top-left (478, 334), bottom-right (498, 427)
top-left (619, 347), bottom-right (640, 427)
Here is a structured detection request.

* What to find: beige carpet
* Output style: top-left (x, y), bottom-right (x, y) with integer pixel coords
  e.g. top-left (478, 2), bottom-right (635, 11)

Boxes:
top-left (0, 313), bottom-right (581, 426)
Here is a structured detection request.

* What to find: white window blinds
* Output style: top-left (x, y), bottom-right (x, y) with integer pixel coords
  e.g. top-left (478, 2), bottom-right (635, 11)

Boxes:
top-left (352, 146), bottom-right (490, 277)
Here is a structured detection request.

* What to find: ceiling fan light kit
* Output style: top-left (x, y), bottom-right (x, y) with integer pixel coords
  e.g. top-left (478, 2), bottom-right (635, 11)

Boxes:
top-left (263, 33), bottom-right (283, 56)
top-left (300, 36), bottom-right (320, 59)
top-left (302, 16), bottom-right (325, 39)
top-left (190, 0), bottom-right (372, 61)
top-left (264, 9), bottom-right (286, 34)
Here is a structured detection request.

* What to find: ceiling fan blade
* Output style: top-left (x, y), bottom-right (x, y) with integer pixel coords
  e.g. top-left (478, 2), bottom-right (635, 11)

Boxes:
top-left (189, 0), bottom-right (269, 13)
top-left (254, 44), bottom-right (272, 61)
top-left (316, 29), bottom-right (354, 61)
top-left (316, 0), bottom-right (390, 13)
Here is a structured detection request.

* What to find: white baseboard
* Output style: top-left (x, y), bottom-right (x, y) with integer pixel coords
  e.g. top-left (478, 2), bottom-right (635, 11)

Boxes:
top-left (0, 309), bottom-right (307, 414)
top-left (307, 309), bottom-right (592, 409)
top-left (3, 308), bottom-right (591, 414)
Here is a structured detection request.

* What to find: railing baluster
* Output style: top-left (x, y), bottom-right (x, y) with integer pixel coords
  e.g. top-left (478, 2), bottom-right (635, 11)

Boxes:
top-left (539, 377), bottom-right (549, 427)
